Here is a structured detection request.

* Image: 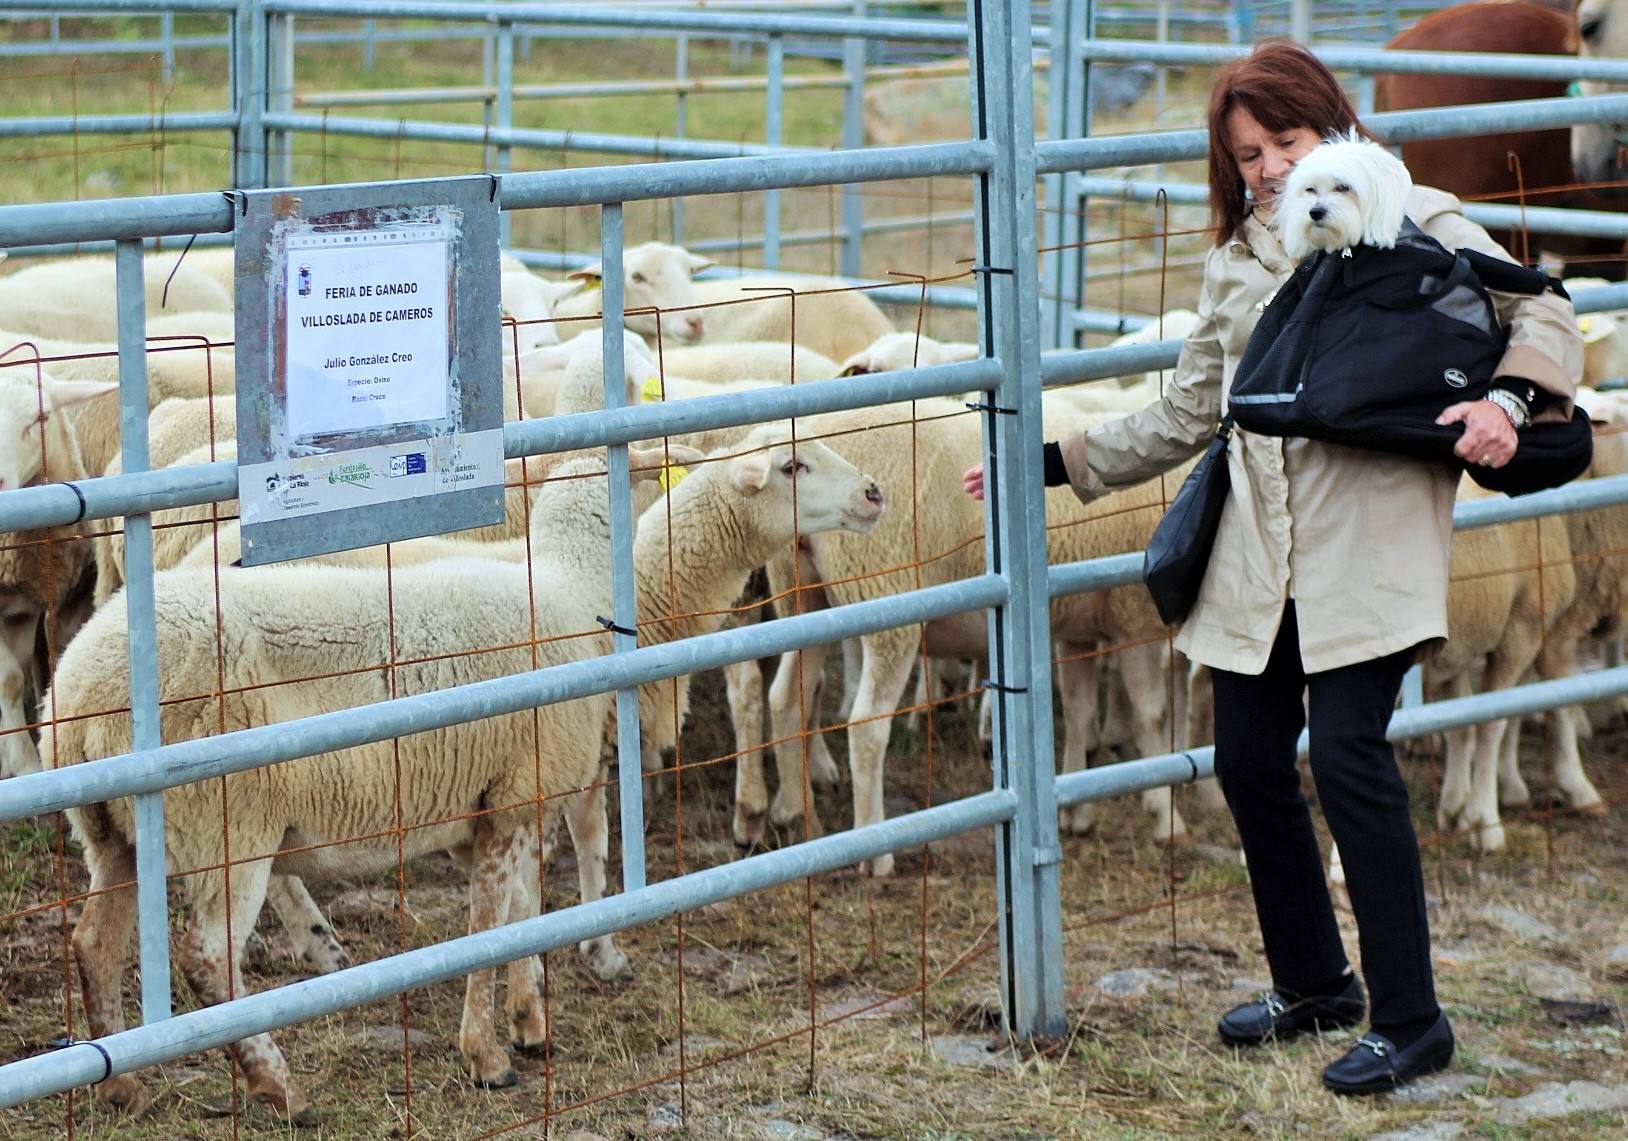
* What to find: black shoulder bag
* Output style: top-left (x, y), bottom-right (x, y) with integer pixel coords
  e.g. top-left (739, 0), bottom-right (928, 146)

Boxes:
top-left (1142, 415), bottom-right (1234, 626)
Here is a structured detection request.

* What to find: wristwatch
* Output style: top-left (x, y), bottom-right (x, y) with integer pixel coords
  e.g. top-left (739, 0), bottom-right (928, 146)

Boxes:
top-left (1483, 387), bottom-right (1531, 430)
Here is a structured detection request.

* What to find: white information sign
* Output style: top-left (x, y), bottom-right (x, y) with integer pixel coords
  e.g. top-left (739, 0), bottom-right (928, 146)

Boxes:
top-left (284, 227), bottom-right (453, 439)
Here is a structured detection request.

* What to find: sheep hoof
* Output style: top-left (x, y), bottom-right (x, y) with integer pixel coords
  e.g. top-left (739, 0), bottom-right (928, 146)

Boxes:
top-left (584, 938), bottom-right (632, 982)
top-left (1470, 823), bottom-right (1507, 853)
top-left (1060, 805), bottom-right (1097, 836)
top-left (733, 809), bottom-right (766, 849)
top-left (100, 1075), bottom-right (153, 1119)
top-left (511, 1037), bottom-right (549, 1059)
top-left (476, 1067), bottom-right (519, 1091)
top-left (286, 1106), bottom-right (320, 1129)
top-left (809, 752), bottom-right (841, 791)
top-left (867, 852), bottom-right (895, 878)
top-left (302, 942), bottom-right (350, 974)
top-left (1576, 799), bottom-right (1609, 818)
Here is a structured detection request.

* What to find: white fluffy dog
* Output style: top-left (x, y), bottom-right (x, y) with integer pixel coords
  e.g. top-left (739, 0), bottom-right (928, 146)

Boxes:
top-left (1277, 132), bottom-right (1412, 261)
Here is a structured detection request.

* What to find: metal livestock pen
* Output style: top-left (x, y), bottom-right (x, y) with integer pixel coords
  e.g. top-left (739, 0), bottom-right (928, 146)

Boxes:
top-left (6, 0), bottom-right (1628, 1131)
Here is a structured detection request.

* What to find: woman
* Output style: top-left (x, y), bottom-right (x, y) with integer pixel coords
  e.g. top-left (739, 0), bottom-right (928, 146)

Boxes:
top-left (965, 41), bottom-right (1580, 1094)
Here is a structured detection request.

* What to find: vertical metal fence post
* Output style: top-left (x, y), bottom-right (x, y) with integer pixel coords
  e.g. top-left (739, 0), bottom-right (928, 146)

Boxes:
top-left (600, 206), bottom-right (647, 893)
top-left (1040, 0), bottom-right (1087, 350)
top-left (764, 33), bottom-right (784, 270)
top-left (970, 0), bottom-right (1068, 1041)
top-left (840, 1), bottom-right (866, 280)
top-left (673, 33), bottom-right (688, 245)
top-left (496, 20), bottom-right (514, 248)
top-left (160, 12), bottom-right (175, 85)
top-left (270, 11), bottom-right (295, 186)
top-left (115, 240), bottom-right (172, 1024)
top-left (235, 0), bottom-right (268, 189)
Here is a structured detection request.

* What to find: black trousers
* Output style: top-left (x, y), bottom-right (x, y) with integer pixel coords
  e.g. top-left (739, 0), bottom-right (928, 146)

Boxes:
top-left (1210, 601), bottom-right (1439, 1033)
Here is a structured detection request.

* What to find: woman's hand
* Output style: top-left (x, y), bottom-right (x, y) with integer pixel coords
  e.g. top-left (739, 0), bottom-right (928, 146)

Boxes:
top-left (1437, 399), bottom-right (1518, 468)
top-left (962, 462), bottom-right (985, 501)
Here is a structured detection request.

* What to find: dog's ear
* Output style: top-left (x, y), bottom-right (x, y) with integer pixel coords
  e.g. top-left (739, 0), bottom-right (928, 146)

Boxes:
top-left (1360, 144), bottom-right (1412, 250)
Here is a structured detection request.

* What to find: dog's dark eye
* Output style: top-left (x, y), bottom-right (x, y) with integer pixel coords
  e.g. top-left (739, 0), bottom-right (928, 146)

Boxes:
top-left (1581, 15), bottom-right (1602, 43)
top-left (1334, 183), bottom-right (1351, 194)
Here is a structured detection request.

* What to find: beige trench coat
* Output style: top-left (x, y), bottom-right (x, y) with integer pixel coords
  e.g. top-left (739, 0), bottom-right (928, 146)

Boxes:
top-left (1058, 186), bottom-right (1582, 676)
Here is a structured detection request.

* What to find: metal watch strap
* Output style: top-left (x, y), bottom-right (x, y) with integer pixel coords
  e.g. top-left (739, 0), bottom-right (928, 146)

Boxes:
top-left (1483, 387), bottom-right (1530, 429)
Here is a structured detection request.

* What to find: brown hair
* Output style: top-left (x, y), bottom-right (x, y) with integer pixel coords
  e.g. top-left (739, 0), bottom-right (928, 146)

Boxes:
top-left (1207, 40), bottom-right (1371, 244)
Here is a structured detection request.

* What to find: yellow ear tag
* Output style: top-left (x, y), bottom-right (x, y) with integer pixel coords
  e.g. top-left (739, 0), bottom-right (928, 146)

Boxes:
top-left (1579, 316), bottom-right (1595, 335)
top-left (641, 375), bottom-right (665, 403)
top-left (658, 461), bottom-right (688, 492)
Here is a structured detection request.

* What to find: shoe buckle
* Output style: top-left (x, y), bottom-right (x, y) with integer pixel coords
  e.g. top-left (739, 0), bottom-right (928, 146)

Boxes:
top-left (1356, 1035), bottom-right (1390, 1058)
top-left (1262, 993), bottom-right (1288, 1017)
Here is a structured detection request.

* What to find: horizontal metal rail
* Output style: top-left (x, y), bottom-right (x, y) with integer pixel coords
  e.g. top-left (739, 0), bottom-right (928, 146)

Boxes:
top-left (1074, 176), bottom-right (1628, 242)
top-left (0, 572), bottom-right (1007, 822)
top-left (0, 141), bottom-right (990, 248)
top-left (0, 356), bottom-right (995, 533)
top-left (1054, 665), bottom-right (1628, 807)
top-left (1078, 38), bottom-right (1628, 84)
top-left (0, 785), bottom-right (1018, 1108)
top-left (263, 1), bottom-right (970, 42)
top-left (0, 111), bottom-right (238, 139)
top-left (1045, 472), bottom-right (1628, 599)
top-left (1038, 93), bottom-right (1628, 175)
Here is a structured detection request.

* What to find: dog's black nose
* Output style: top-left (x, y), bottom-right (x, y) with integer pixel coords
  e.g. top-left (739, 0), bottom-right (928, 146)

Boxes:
top-left (1309, 206), bottom-right (1327, 222)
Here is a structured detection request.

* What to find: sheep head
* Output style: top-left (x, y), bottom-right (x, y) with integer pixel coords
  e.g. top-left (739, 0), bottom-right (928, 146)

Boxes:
top-left (0, 372), bottom-right (113, 492)
top-left (569, 241), bottom-right (711, 346)
top-left (725, 424), bottom-right (884, 541)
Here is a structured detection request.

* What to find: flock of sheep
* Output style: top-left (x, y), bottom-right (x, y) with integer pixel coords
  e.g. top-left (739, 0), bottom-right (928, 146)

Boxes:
top-left (0, 239), bottom-right (1624, 1121)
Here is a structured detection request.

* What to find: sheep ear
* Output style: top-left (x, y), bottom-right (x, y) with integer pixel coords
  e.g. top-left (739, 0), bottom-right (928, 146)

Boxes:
top-left (43, 377), bottom-right (117, 409)
top-left (684, 252), bottom-right (714, 274)
top-left (838, 356), bottom-right (873, 377)
top-left (567, 262), bottom-right (604, 285)
top-left (729, 449), bottom-right (773, 494)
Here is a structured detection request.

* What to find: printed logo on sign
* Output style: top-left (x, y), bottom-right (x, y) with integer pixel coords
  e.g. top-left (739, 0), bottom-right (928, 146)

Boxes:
top-left (1444, 368), bottom-right (1469, 389)
top-left (329, 461), bottom-right (374, 488)
top-left (389, 452), bottom-right (427, 478)
top-left (297, 264), bottom-right (312, 297)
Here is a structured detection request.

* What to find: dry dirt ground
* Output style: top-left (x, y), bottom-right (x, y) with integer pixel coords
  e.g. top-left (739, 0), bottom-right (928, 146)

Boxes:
top-left (2, 665), bottom-right (1627, 1141)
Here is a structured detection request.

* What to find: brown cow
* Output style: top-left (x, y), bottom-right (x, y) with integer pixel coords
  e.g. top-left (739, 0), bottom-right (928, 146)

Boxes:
top-left (1376, 0), bottom-right (1626, 275)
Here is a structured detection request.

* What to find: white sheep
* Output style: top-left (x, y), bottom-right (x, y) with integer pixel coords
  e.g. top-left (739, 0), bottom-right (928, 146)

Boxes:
top-left (548, 241), bottom-right (713, 345)
top-left (836, 331), bottom-right (979, 377)
top-left (0, 255), bottom-right (232, 343)
top-left (690, 274), bottom-right (896, 364)
top-left (756, 397), bottom-right (1194, 874)
top-left (1102, 309), bottom-right (1202, 389)
top-left (51, 415), bottom-right (881, 1123)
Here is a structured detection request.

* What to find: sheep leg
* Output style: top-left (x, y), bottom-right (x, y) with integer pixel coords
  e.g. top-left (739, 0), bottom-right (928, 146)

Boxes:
top-left (838, 636), bottom-right (862, 722)
top-left (1498, 709), bottom-right (1531, 809)
top-left (460, 819), bottom-right (524, 1090)
top-left (768, 641), bottom-right (835, 832)
top-left (1054, 652), bottom-right (1101, 836)
top-left (563, 782), bottom-right (629, 982)
top-left (178, 858), bottom-right (311, 1125)
top-left (1542, 705), bottom-right (1607, 815)
top-left (1181, 657), bottom-right (1228, 813)
top-left (1115, 641), bottom-right (1189, 845)
top-left (71, 822), bottom-right (151, 1117)
top-left (1435, 672), bottom-right (1478, 833)
top-left (263, 874), bottom-right (348, 974)
top-left (847, 630), bottom-right (918, 877)
top-left (727, 655), bottom-right (771, 848)
top-left (502, 840), bottom-right (549, 1054)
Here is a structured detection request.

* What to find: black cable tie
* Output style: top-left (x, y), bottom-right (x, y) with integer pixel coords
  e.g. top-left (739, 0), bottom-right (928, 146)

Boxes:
top-left (595, 615), bottom-right (636, 638)
top-left (970, 264), bottom-right (1015, 276)
top-left (223, 189), bottom-right (247, 217)
top-left (45, 1037), bottom-right (114, 1084)
top-left (486, 172), bottom-right (500, 202)
top-left (965, 400), bottom-right (1017, 416)
top-left (981, 678), bottom-right (1028, 694)
top-left (1184, 752), bottom-right (1201, 784)
top-left (63, 481), bottom-right (87, 524)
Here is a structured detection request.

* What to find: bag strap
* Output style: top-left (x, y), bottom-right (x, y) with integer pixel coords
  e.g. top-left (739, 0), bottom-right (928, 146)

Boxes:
top-left (1459, 247), bottom-right (1568, 299)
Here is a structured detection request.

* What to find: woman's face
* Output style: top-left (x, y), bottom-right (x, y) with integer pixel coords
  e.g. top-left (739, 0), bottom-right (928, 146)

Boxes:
top-left (1225, 107), bottom-right (1320, 210)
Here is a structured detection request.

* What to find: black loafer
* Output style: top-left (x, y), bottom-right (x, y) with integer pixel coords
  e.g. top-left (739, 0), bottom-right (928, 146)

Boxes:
top-left (1217, 974), bottom-right (1366, 1046)
top-left (1321, 1012), bottom-right (1454, 1095)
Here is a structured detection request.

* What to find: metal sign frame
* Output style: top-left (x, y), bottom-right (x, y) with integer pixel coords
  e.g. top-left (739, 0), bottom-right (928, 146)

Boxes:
top-left (234, 175), bottom-right (504, 565)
